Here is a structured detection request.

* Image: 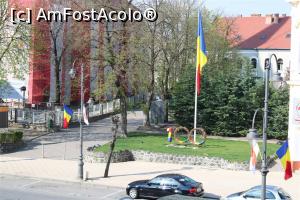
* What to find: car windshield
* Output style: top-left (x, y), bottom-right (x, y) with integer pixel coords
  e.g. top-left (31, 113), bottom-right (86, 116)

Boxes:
top-left (278, 189), bottom-right (291, 199)
top-left (174, 176), bottom-right (197, 186)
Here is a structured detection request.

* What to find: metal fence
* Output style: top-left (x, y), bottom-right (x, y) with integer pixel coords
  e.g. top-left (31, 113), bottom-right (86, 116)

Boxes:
top-left (8, 99), bottom-right (120, 128)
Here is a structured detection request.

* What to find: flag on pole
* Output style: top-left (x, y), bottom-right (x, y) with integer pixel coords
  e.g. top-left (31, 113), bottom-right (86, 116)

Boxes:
top-left (196, 10), bottom-right (207, 96)
top-left (63, 105), bottom-right (73, 129)
top-left (167, 127), bottom-right (173, 142)
top-left (249, 140), bottom-right (260, 172)
top-left (193, 8), bottom-right (208, 143)
top-left (83, 106), bottom-right (89, 126)
top-left (276, 141), bottom-right (293, 180)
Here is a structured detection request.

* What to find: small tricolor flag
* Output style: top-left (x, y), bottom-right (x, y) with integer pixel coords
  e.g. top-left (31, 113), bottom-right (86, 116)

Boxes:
top-left (276, 141), bottom-right (293, 180)
top-left (196, 10), bottom-right (207, 96)
top-left (249, 140), bottom-right (260, 172)
top-left (83, 106), bottom-right (89, 126)
top-left (63, 105), bottom-right (73, 129)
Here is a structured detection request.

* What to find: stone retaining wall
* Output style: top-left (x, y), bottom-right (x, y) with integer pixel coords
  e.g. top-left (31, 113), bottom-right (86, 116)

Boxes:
top-left (85, 150), bottom-right (249, 171)
top-left (85, 150), bottom-right (134, 163)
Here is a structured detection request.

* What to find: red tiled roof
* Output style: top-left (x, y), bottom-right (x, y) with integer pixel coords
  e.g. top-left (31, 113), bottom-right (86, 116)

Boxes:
top-left (231, 15), bottom-right (291, 49)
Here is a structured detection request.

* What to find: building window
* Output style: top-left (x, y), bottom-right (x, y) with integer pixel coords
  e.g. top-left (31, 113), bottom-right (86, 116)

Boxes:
top-left (251, 58), bottom-right (257, 68)
top-left (277, 58), bottom-right (283, 71)
top-left (265, 58), bottom-right (270, 68)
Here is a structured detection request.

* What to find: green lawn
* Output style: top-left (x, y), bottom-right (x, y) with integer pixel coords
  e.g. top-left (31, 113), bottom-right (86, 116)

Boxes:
top-left (95, 132), bottom-right (280, 162)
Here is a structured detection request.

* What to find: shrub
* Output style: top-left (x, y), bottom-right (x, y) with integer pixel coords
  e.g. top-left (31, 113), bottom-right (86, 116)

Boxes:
top-left (0, 131), bottom-right (23, 144)
top-left (268, 86), bottom-right (289, 139)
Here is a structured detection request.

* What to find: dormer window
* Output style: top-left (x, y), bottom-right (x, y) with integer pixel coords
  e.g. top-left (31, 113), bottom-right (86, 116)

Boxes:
top-left (260, 34), bottom-right (267, 40)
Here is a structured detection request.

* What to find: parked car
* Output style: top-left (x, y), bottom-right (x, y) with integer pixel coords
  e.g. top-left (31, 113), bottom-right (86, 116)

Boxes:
top-left (158, 193), bottom-right (221, 200)
top-left (226, 185), bottom-right (292, 200)
top-left (126, 173), bottom-right (204, 199)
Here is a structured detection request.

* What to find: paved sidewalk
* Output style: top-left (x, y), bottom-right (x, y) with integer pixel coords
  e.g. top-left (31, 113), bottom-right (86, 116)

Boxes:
top-left (5, 111), bottom-right (145, 160)
top-left (0, 156), bottom-right (299, 199)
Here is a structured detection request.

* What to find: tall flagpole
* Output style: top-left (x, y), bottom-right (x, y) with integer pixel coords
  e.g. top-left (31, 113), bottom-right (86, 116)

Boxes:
top-left (194, 1), bottom-right (206, 143)
top-left (194, 70), bottom-right (198, 143)
top-left (194, 7), bottom-right (200, 143)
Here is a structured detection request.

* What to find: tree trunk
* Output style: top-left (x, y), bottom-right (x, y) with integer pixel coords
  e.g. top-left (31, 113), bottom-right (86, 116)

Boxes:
top-left (144, 28), bottom-right (156, 127)
top-left (120, 95), bottom-right (128, 137)
top-left (163, 67), bottom-right (170, 123)
top-left (104, 136), bottom-right (116, 178)
top-left (164, 100), bottom-right (169, 123)
top-left (104, 116), bottom-right (119, 178)
top-left (144, 91), bottom-right (154, 127)
top-left (55, 63), bottom-right (61, 104)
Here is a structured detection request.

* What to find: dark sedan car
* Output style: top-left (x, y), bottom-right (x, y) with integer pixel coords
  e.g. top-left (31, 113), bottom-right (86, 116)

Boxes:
top-left (126, 174), bottom-right (204, 199)
top-left (226, 185), bottom-right (292, 200)
top-left (158, 193), bottom-right (221, 200)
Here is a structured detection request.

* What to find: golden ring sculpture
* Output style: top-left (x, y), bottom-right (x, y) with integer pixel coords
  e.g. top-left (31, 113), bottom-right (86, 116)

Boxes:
top-left (173, 126), bottom-right (207, 146)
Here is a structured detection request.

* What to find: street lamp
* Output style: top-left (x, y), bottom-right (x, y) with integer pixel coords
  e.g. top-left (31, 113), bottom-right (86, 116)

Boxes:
top-left (69, 59), bottom-right (85, 180)
top-left (20, 86), bottom-right (26, 108)
top-left (247, 109), bottom-right (260, 141)
top-left (260, 53), bottom-right (282, 200)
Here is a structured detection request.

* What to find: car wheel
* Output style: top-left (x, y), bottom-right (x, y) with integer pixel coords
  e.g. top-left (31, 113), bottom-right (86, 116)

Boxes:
top-left (128, 188), bottom-right (138, 199)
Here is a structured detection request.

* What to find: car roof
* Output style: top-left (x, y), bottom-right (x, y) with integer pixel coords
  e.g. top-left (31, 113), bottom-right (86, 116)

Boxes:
top-left (156, 174), bottom-right (184, 178)
top-left (250, 185), bottom-right (280, 191)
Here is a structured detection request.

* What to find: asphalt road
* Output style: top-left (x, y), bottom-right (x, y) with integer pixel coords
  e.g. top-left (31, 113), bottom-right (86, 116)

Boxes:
top-left (0, 175), bottom-right (128, 200)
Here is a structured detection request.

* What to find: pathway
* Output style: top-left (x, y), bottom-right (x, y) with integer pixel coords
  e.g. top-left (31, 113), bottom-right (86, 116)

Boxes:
top-left (5, 111), bottom-right (145, 160)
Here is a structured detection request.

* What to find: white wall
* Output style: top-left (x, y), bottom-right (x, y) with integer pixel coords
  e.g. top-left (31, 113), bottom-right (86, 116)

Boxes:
top-left (239, 49), bottom-right (290, 80)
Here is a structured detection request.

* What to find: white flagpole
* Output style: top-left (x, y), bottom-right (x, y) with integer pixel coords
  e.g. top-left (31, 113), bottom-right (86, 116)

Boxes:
top-left (194, 7), bottom-right (200, 143)
top-left (194, 73), bottom-right (198, 143)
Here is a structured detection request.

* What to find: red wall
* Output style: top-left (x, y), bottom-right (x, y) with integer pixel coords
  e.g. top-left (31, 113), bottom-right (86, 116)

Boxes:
top-left (9, 0), bottom-right (93, 105)
top-left (9, 0), bottom-right (51, 105)
top-left (29, 5), bottom-right (51, 104)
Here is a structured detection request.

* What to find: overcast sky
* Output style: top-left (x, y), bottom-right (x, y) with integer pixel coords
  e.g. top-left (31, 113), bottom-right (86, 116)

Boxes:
top-left (203, 0), bottom-right (291, 16)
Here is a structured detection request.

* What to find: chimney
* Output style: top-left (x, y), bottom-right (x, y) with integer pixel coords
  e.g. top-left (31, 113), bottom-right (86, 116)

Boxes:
top-left (282, 14), bottom-right (287, 17)
top-left (251, 13), bottom-right (262, 17)
top-left (273, 13), bottom-right (279, 23)
top-left (265, 14), bottom-right (273, 24)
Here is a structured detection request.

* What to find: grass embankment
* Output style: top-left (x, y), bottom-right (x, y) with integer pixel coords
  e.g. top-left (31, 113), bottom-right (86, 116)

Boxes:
top-left (95, 132), bottom-right (280, 162)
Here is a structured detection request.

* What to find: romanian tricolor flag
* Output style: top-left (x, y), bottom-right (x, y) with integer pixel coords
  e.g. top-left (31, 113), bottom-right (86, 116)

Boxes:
top-left (249, 140), bottom-right (260, 172)
top-left (196, 10), bottom-right (207, 96)
top-left (167, 127), bottom-right (173, 142)
top-left (276, 141), bottom-right (293, 180)
top-left (63, 105), bottom-right (73, 129)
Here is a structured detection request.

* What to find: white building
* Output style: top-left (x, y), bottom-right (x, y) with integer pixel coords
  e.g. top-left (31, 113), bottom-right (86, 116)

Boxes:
top-left (232, 14), bottom-right (291, 80)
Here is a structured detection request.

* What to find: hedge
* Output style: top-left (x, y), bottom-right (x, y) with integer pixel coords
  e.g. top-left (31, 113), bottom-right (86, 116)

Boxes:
top-left (0, 131), bottom-right (23, 144)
